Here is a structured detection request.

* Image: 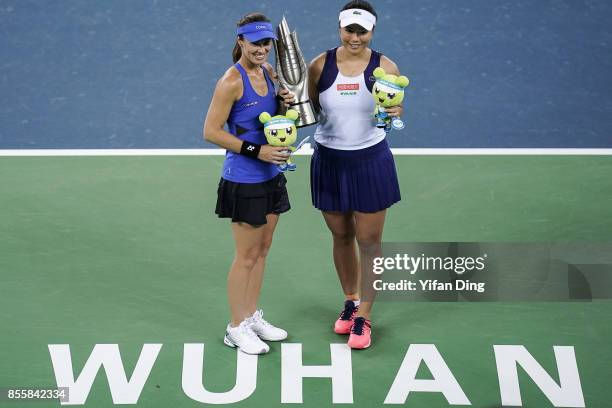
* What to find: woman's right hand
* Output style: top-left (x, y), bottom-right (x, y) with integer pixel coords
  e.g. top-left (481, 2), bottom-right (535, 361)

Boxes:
top-left (258, 145), bottom-right (290, 165)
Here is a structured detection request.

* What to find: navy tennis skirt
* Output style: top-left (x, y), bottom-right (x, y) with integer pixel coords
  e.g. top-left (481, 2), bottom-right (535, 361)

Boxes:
top-left (310, 139), bottom-right (401, 213)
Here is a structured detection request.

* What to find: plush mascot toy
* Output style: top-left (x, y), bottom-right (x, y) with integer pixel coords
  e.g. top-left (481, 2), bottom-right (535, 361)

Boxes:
top-left (372, 67), bottom-right (410, 132)
top-left (259, 109), bottom-right (299, 172)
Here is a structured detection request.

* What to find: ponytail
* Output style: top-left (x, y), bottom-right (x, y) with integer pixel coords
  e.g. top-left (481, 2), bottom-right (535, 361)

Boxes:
top-left (232, 40), bottom-right (242, 63)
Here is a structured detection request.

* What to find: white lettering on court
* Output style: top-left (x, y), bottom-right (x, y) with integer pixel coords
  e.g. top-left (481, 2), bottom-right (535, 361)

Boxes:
top-left (48, 343), bottom-right (161, 405)
top-left (281, 343), bottom-right (353, 403)
top-left (494, 345), bottom-right (585, 407)
top-left (384, 344), bottom-right (471, 405)
top-left (182, 343), bottom-right (258, 404)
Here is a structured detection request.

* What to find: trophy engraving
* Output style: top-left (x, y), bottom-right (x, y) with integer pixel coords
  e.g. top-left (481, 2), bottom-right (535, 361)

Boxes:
top-left (274, 16), bottom-right (317, 127)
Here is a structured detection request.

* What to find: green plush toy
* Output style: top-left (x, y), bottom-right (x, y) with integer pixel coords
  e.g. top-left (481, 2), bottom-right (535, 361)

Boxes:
top-left (372, 67), bottom-right (410, 132)
top-left (259, 109), bottom-right (299, 172)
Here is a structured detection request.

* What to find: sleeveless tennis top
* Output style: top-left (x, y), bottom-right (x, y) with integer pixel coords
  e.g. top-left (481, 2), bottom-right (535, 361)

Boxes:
top-left (222, 63), bottom-right (279, 183)
top-left (314, 48), bottom-right (385, 150)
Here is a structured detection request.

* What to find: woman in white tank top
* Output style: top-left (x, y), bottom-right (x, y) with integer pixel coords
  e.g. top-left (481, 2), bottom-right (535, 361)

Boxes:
top-left (307, 0), bottom-right (404, 350)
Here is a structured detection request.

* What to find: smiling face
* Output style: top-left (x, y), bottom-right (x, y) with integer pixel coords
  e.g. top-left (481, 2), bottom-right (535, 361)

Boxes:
top-left (373, 82), bottom-right (405, 108)
top-left (259, 110), bottom-right (299, 146)
top-left (339, 24), bottom-right (373, 54)
top-left (238, 37), bottom-right (273, 65)
top-left (263, 123), bottom-right (297, 147)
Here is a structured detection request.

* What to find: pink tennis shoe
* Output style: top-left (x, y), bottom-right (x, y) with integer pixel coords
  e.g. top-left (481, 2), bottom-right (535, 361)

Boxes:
top-left (334, 300), bottom-right (359, 334)
top-left (347, 317), bottom-right (372, 349)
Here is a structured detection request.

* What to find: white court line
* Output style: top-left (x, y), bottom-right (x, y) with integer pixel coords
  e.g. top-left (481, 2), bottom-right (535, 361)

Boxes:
top-left (390, 148), bottom-right (612, 155)
top-left (1, 145), bottom-right (612, 156)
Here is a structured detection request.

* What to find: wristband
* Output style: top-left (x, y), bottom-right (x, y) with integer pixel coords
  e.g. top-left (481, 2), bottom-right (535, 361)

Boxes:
top-left (240, 141), bottom-right (261, 159)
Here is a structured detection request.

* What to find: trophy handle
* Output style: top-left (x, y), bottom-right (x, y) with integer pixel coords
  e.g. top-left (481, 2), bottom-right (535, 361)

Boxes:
top-left (291, 31), bottom-right (308, 77)
top-left (273, 40), bottom-right (292, 89)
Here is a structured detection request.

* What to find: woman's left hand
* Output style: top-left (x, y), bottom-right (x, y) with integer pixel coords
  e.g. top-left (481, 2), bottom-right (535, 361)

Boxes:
top-left (384, 104), bottom-right (404, 117)
top-left (278, 88), bottom-right (296, 107)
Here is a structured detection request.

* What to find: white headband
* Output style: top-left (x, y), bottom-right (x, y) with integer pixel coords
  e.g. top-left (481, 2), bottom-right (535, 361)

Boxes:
top-left (339, 8), bottom-right (376, 31)
top-left (264, 117), bottom-right (296, 130)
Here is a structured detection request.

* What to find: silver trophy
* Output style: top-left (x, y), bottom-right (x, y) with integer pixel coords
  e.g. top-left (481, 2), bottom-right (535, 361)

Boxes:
top-left (274, 16), bottom-right (317, 128)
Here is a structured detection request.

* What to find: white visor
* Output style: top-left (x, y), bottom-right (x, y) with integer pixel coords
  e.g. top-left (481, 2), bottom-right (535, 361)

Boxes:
top-left (339, 8), bottom-right (376, 31)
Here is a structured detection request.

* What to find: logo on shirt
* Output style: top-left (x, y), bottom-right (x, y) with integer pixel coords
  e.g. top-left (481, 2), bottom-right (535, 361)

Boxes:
top-left (241, 101), bottom-right (259, 109)
top-left (337, 83), bottom-right (359, 96)
top-left (337, 84), bottom-right (360, 91)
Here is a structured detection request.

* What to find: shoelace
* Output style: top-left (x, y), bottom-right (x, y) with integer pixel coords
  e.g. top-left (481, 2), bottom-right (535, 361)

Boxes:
top-left (239, 321), bottom-right (260, 339)
top-left (251, 310), bottom-right (272, 327)
top-left (351, 317), bottom-right (371, 335)
top-left (339, 301), bottom-right (358, 321)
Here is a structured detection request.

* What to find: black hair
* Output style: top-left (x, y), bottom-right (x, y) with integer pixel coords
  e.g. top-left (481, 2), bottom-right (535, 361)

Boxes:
top-left (341, 0), bottom-right (378, 19)
top-left (232, 13), bottom-right (271, 63)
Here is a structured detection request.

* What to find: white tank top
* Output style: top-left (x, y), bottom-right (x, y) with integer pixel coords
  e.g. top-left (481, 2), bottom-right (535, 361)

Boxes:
top-left (314, 71), bottom-right (386, 150)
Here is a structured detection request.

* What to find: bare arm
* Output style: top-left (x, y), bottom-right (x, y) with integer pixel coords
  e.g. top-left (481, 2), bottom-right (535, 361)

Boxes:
top-left (203, 68), bottom-right (290, 164)
top-left (380, 55), bottom-right (400, 76)
top-left (379, 55), bottom-right (404, 117)
top-left (203, 68), bottom-right (243, 152)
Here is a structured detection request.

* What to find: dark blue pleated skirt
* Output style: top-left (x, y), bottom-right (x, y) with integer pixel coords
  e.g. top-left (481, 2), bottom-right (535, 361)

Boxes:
top-left (310, 139), bottom-right (401, 213)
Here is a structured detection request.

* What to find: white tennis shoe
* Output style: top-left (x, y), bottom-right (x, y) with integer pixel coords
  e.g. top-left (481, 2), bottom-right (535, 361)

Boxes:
top-left (223, 320), bottom-right (270, 355)
top-left (249, 309), bottom-right (288, 341)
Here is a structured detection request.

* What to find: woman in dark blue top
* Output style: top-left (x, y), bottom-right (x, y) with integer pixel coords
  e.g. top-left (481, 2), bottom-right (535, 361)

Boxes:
top-left (203, 12), bottom-right (295, 355)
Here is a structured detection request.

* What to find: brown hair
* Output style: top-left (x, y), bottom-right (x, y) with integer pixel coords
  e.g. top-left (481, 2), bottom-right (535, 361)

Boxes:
top-left (232, 13), bottom-right (271, 63)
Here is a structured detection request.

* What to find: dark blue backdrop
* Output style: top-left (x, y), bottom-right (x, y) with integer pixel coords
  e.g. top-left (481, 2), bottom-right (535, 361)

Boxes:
top-left (1, 0), bottom-right (611, 148)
